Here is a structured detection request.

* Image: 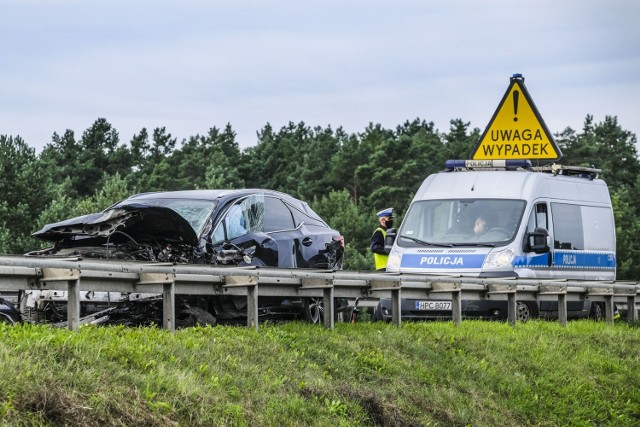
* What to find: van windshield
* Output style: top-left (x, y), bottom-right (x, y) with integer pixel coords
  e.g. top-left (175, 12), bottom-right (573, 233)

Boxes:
top-left (397, 199), bottom-right (526, 247)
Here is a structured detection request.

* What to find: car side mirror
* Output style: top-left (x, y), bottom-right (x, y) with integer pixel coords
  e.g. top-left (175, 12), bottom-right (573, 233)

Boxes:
top-left (526, 227), bottom-right (550, 254)
top-left (384, 228), bottom-right (397, 252)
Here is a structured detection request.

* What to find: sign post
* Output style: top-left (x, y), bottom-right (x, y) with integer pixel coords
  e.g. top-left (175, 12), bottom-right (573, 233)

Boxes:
top-left (472, 74), bottom-right (562, 162)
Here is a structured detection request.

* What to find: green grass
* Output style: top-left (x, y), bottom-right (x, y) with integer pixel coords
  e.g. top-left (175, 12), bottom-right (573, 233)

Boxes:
top-left (0, 320), bottom-right (639, 426)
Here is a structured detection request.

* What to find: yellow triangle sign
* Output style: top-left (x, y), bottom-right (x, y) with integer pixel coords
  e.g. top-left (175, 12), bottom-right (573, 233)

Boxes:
top-left (472, 75), bottom-right (562, 161)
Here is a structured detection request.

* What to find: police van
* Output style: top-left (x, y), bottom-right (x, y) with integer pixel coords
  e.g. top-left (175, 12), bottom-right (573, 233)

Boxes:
top-left (375, 159), bottom-right (616, 322)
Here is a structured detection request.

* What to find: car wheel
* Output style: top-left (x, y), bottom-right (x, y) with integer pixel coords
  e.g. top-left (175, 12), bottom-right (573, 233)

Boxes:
top-left (516, 301), bottom-right (533, 323)
top-left (303, 297), bottom-right (324, 324)
top-left (590, 302), bottom-right (604, 321)
top-left (303, 298), bottom-right (348, 323)
top-left (0, 313), bottom-right (14, 324)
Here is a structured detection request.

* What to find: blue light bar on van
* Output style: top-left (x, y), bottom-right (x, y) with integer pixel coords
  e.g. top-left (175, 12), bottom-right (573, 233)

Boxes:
top-left (444, 159), bottom-right (533, 170)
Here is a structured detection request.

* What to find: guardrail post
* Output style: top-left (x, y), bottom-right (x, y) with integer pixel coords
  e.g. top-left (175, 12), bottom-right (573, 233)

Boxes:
top-left (369, 278), bottom-right (402, 327)
top-left (588, 286), bottom-right (615, 325)
top-left (604, 295), bottom-right (615, 324)
top-left (301, 277), bottom-right (335, 330)
top-left (539, 285), bottom-right (568, 326)
top-left (163, 281), bottom-right (175, 332)
top-left (451, 291), bottom-right (462, 326)
top-left (67, 278), bottom-right (80, 331)
top-left (323, 287), bottom-right (335, 329)
top-left (41, 268), bottom-right (81, 331)
top-left (247, 285), bottom-right (258, 330)
top-left (487, 283), bottom-right (517, 326)
top-left (507, 293), bottom-right (517, 326)
top-left (610, 285), bottom-right (637, 325)
top-left (225, 275), bottom-right (258, 330)
top-left (391, 288), bottom-right (401, 327)
top-left (557, 294), bottom-right (568, 327)
top-left (138, 272), bottom-right (177, 332)
top-left (628, 296), bottom-right (638, 324)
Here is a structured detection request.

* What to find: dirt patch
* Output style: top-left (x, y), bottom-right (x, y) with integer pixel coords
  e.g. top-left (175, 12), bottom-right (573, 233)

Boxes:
top-left (23, 388), bottom-right (94, 426)
top-left (300, 384), bottom-right (424, 427)
top-left (20, 387), bottom-right (176, 427)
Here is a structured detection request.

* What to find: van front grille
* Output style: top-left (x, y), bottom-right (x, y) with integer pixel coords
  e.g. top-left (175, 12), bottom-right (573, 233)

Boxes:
top-left (415, 249), bottom-right (478, 254)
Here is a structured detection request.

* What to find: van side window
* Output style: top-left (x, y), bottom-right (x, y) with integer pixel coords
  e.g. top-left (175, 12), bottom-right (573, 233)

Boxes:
top-left (551, 203), bottom-right (584, 250)
top-left (527, 203), bottom-right (548, 232)
top-left (582, 206), bottom-right (615, 251)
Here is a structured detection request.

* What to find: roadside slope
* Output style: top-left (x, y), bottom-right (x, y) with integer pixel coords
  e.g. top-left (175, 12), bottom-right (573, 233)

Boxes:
top-left (0, 320), bottom-right (638, 426)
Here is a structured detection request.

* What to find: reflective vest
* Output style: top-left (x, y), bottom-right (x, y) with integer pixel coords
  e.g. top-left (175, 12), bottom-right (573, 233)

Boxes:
top-left (373, 227), bottom-right (388, 270)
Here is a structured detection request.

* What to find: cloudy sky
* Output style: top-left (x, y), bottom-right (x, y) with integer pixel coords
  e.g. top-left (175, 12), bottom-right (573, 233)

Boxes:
top-left (1, 0), bottom-right (639, 153)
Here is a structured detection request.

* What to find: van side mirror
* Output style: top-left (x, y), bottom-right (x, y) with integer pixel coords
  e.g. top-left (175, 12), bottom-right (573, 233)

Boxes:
top-left (384, 228), bottom-right (397, 252)
top-left (525, 227), bottom-right (550, 254)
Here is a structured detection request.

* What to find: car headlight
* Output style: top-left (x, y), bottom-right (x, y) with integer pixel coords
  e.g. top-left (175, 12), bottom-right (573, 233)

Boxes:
top-left (482, 248), bottom-right (515, 269)
top-left (386, 249), bottom-right (401, 271)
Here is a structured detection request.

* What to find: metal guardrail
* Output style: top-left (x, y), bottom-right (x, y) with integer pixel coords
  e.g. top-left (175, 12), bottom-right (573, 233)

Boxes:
top-left (0, 255), bottom-right (638, 331)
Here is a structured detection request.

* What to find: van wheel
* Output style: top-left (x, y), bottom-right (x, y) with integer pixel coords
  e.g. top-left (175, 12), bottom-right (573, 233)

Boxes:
top-left (516, 302), bottom-right (533, 323)
top-left (590, 303), bottom-right (604, 321)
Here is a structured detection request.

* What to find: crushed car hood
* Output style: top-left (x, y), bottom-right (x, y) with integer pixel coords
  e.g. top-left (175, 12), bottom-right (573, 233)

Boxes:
top-left (31, 204), bottom-right (199, 246)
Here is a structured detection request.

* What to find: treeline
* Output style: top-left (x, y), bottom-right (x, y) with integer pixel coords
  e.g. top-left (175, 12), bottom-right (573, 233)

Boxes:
top-left (1, 115), bottom-right (638, 276)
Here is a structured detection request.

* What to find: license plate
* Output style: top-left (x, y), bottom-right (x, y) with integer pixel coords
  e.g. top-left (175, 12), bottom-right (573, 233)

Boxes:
top-left (415, 300), bottom-right (452, 311)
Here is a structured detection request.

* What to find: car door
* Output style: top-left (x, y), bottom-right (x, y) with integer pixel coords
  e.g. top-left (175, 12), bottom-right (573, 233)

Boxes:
top-left (210, 194), bottom-right (279, 266)
top-left (262, 196), bottom-right (299, 267)
top-left (287, 201), bottom-right (336, 269)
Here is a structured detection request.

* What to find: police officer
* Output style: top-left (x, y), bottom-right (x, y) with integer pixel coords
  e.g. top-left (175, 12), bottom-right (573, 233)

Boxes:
top-left (371, 208), bottom-right (394, 271)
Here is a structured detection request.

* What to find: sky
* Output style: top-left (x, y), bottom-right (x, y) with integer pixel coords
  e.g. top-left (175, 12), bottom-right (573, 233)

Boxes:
top-left (1, 0), bottom-right (639, 153)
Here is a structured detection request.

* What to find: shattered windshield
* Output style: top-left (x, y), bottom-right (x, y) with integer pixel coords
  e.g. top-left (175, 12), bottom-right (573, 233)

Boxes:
top-left (397, 199), bottom-right (526, 247)
top-left (116, 198), bottom-right (217, 235)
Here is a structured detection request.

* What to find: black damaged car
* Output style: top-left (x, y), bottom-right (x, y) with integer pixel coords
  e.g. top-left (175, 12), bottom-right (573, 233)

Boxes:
top-left (25, 189), bottom-right (345, 326)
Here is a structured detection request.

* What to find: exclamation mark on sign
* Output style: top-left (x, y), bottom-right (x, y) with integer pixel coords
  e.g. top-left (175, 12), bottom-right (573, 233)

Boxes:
top-left (513, 90), bottom-right (519, 122)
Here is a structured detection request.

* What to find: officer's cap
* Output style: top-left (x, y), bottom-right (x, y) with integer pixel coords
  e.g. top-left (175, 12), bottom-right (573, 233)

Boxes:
top-left (376, 208), bottom-right (394, 218)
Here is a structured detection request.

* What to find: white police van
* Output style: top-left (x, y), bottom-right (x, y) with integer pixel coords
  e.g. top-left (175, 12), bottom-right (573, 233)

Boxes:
top-left (375, 159), bottom-right (616, 322)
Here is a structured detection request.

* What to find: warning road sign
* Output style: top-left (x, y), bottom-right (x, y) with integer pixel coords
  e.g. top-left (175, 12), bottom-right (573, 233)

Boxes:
top-left (472, 74), bottom-right (562, 162)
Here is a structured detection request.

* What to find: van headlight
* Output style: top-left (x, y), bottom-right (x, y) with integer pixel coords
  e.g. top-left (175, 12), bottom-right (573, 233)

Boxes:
top-left (482, 248), bottom-right (515, 269)
top-left (386, 249), bottom-right (401, 271)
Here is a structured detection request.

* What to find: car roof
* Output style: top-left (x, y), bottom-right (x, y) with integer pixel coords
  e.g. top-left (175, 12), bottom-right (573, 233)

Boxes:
top-left (128, 189), bottom-right (296, 201)
top-left (127, 189), bottom-right (232, 200)
top-left (125, 189), bottom-right (318, 216)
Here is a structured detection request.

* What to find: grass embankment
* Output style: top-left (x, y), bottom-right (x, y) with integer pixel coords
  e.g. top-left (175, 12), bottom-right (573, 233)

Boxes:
top-left (0, 320), bottom-right (639, 426)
